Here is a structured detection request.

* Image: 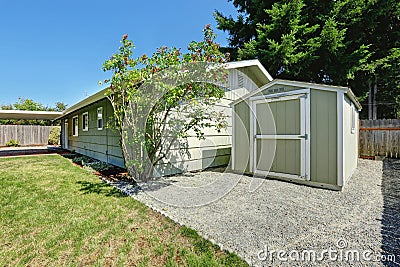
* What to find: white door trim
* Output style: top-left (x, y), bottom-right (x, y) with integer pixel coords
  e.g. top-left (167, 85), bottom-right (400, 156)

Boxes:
top-left (249, 89), bottom-right (311, 101)
top-left (254, 170), bottom-right (303, 180)
top-left (250, 89), bottom-right (311, 180)
top-left (337, 91), bottom-right (345, 186)
top-left (255, 134), bottom-right (307, 140)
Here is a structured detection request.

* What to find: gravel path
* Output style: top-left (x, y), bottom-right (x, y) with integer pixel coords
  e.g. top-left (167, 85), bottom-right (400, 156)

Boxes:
top-left (108, 159), bottom-right (400, 266)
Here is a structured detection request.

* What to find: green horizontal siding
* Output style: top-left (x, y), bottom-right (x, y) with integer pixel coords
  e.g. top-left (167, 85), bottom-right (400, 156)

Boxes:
top-left (64, 97), bottom-right (234, 174)
top-left (155, 154), bottom-right (231, 176)
top-left (65, 98), bottom-right (125, 167)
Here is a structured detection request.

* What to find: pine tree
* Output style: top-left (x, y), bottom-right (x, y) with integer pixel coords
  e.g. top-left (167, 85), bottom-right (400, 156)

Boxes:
top-left (216, 0), bottom-right (400, 118)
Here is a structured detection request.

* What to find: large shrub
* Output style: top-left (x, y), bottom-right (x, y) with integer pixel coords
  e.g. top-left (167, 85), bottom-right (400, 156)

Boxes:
top-left (48, 126), bottom-right (61, 145)
top-left (102, 26), bottom-right (229, 182)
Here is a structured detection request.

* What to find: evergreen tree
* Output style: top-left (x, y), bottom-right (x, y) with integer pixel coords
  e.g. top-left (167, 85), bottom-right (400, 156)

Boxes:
top-left (216, 0), bottom-right (400, 118)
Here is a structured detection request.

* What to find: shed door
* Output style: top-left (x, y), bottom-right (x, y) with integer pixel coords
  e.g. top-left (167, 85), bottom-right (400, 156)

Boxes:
top-left (251, 91), bottom-right (310, 180)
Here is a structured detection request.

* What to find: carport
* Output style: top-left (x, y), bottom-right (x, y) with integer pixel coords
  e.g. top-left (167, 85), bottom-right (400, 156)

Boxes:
top-left (0, 110), bottom-right (62, 120)
top-left (0, 110), bottom-right (62, 148)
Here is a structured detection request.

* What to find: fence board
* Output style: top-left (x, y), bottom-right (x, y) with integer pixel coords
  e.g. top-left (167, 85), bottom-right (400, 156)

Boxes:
top-left (0, 125), bottom-right (54, 146)
top-left (359, 119), bottom-right (400, 159)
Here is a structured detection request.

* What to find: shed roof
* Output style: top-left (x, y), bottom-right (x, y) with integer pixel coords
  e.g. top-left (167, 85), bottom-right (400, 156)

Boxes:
top-left (232, 79), bottom-right (362, 110)
top-left (0, 110), bottom-right (63, 120)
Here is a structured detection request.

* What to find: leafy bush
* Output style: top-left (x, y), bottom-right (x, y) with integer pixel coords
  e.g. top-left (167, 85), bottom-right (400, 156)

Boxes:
top-left (62, 153), bottom-right (77, 159)
top-left (5, 139), bottom-right (19, 147)
top-left (85, 161), bottom-right (114, 173)
top-left (71, 155), bottom-right (95, 166)
top-left (48, 126), bottom-right (61, 145)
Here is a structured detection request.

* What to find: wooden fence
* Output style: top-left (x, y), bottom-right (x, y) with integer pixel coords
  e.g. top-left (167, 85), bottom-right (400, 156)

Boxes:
top-left (0, 125), bottom-right (53, 146)
top-left (359, 119), bottom-right (400, 159)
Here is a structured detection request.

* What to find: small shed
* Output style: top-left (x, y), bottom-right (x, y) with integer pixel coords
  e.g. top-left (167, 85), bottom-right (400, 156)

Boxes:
top-left (231, 79), bottom-right (362, 190)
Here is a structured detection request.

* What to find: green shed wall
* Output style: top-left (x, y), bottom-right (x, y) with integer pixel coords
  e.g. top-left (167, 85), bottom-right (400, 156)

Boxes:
top-left (343, 96), bottom-right (359, 184)
top-left (233, 100), bottom-right (251, 172)
top-left (309, 89), bottom-right (337, 184)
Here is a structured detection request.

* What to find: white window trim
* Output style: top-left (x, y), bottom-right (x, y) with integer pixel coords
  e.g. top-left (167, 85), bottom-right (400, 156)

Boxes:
top-left (351, 103), bottom-right (356, 134)
top-left (97, 107), bottom-right (103, 130)
top-left (82, 112), bottom-right (89, 131)
top-left (72, 116), bottom-right (79, 137)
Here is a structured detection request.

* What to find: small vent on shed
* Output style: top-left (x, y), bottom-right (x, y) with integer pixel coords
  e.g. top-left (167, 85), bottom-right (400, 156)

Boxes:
top-left (238, 72), bottom-right (244, 88)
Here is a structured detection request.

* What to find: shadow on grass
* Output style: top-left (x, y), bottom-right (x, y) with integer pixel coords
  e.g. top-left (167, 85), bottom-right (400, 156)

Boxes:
top-left (381, 158), bottom-right (400, 266)
top-left (77, 181), bottom-right (127, 198)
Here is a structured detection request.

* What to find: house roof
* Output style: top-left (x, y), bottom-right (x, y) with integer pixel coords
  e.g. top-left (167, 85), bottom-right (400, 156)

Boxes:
top-left (0, 110), bottom-right (63, 120)
top-left (57, 60), bottom-right (273, 119)
top-left (225, 59), bottom-right (273, 85)
top-left (56, 88), bottom-right (108, 120)
top-left (231, 79), bottom-right (362, 110)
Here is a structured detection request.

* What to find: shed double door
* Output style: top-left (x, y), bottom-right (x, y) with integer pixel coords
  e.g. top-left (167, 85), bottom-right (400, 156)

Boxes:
top-left (251, 90), bottom-right (310, 180)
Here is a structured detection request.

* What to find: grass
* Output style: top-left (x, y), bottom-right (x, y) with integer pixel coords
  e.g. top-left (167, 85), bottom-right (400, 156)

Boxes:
top-left (0, 155), bottom-right (247, 266)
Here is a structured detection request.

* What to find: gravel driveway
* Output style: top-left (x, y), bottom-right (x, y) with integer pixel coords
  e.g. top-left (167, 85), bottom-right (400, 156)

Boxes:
top-left (111, 159), bottom-right (400, 266)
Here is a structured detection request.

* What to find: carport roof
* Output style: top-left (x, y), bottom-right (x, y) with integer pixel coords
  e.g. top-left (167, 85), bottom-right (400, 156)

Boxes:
top-left (0, 110), bottom-right (62, 120)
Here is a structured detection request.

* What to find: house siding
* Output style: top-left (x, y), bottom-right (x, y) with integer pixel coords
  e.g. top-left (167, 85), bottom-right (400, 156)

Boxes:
top-left (64, 98), bottom-right (125, 168)
top-left (62, 68), bottom-right (263, 175)
top-left (153, 68), bottom-right (258, 175)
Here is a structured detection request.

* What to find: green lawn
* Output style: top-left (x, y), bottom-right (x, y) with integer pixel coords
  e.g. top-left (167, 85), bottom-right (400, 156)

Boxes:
top-left (0, 155), bottom-right (247, 267)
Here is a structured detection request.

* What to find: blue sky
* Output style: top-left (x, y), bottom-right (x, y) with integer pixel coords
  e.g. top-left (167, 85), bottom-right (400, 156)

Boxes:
top-left (0, 0), bottom-right (237, 108)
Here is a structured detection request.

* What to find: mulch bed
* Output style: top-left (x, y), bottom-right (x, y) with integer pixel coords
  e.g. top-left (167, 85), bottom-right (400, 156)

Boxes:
top-left (61, 153), bottom-right (132, 183)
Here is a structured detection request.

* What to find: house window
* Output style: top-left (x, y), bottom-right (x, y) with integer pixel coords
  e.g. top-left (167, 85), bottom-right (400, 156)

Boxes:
top-left (97, 107), bottom-right (103, 130)
top-left (72, 116), bottom-right (79, 136)
top-left (351, 104), bottom-right (356, 134)
top-left (82, 112), bottom-right (89, 131)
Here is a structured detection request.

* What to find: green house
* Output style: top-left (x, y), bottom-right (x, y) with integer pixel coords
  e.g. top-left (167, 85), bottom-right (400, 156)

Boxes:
top-left (57, 60), bottom-right (273, 176)
top-left (231, 79), bottom-right (362, 190)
